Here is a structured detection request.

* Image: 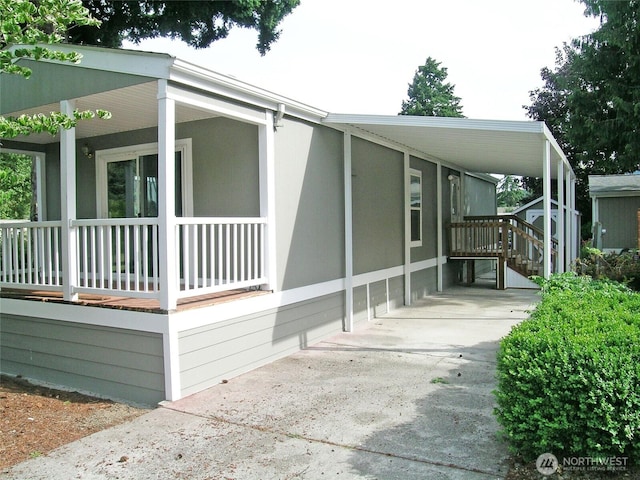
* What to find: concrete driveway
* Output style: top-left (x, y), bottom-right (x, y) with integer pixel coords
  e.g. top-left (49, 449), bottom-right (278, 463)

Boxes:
top-left (4, 283), bottom-right (539, 480)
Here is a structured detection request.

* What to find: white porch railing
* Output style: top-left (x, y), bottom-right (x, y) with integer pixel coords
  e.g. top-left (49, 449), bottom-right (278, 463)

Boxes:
top-left (1, 217), bottom-right (267, 304)
top-left (176, 217), bottom-right (267, 298)
top-left (0, 221), bottom-right (64, 290)
top-left (73, 218), bottom-right (160, 298)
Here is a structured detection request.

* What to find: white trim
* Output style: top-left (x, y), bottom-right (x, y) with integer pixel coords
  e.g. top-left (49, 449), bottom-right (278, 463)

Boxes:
top-left (404, 154), bottom-right (411, 306)
top-left (344, 132), bottom-right (354, 331)
top-left (60, 99), bottom-right (78, 302)
top-left (436, 163), bottom-right (443, 291)
top-left (158, 80), bottom-right (178, 311)
top-left (169, 278), bottom-right (346, 332)
top-left (0, 298), bottom-right (168, 333)
top-left (353, 265), bottom-right (404, 288)
top-left (166, 84), bottom-right (268, 126)
top-left (557, 161), bottom-right (565, 272)
top-left (163, 332), bottom-right (181, 401)
top-left (409, 257), bottom-right (438, 272)
top-left (324, 113), bottom-right (546, 134)
top-left (542, 140), bottom-right (552, 277)
top-left (409, 168), bottom-right (423, 248)
top-left (95, 139), bottom-right (193, 219)
top-left (259, 111), bottom-right (278, 292)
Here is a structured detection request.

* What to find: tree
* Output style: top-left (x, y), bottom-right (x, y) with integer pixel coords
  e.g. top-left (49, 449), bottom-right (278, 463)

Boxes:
top-left (0, 0), bottom-right (110, 139)
top-left (497, 175), bottom-right (530, 209)
top-left (70, 0), bottom-right (300, 56)
top-left (525, 0), bottom-right (640, 233)
top-left (400, 57), bottom-right (464, 117)
top-left (0, 153), bottom-right (34, 219)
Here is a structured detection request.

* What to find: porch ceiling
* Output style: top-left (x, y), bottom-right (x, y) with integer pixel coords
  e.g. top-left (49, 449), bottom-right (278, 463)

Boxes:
top-left (4, 82), bottom-right (217, 145)
top-left (323, 114), bottom-right (569, 179)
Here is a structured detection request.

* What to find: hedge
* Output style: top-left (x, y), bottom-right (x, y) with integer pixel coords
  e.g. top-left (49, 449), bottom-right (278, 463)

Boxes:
top-left (494, 273), bottom-right (640, 461)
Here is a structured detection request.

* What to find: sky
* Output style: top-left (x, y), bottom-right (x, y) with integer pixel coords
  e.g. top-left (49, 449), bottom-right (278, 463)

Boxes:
top-left (124, 0), bottom-right (600, 121)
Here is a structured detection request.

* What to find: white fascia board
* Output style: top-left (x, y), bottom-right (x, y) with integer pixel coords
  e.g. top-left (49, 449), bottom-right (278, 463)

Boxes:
top-left (1, 298), bottom-right (169, 334)
top-left (323, 113), bottom-right (546, 135)
top-left (9, 44), bottom-right (173, 79)
top-left (543, 123), bottom-right (573, 174)
top-left (170, 60), bottom-right (328, 124)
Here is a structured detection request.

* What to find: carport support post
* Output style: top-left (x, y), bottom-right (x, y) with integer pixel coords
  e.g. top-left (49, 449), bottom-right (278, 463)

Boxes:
top-left (436, 163), bottom-right (443, 292)
top-left (542, 140), bottom-right (552, 278)
top-left (343, 132), bottom-right (354, 332)
top-left (557, 160), bottom-right (565, 273)
top-left (157, 80), bottom-right (178, 311)
top-left (60, 99), bottom-right (78, 302)
top-left (403, 152), bottom-right (411, 306)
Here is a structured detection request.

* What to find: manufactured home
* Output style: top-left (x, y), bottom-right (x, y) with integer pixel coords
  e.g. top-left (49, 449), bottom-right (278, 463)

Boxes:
top-left (0, 45), bottom-right (578, 404)
top-left (589, 174), bottom-right (640, 252)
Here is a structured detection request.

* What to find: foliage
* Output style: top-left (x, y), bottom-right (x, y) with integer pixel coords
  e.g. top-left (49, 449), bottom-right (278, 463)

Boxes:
top-left (497, 175), bottom-right (530, 208)
top-left (399, 57), bottom-right (464, 117)
top-left (70, 0), bottom-right (300, 56)
top-left (525, 0), bottom-right (640, 228)
top-left (0, 0), bottom-right (111, 139)
top-left (0, 153), bottom-right (33, 219)
top-left (495, 273), bottom-right (640, 462)
top-left (574, 246), bottom-right (640, 291)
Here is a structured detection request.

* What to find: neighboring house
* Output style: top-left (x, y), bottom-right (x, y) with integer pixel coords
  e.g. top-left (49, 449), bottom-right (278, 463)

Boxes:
top-left (0, 45), bottom-right (578, 405)
top-left (589, 174), bottom-right (640, 252)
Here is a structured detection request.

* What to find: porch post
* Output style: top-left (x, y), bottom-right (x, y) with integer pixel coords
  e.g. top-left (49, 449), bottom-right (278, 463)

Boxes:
top-left (60, 100), bottom-right (78, 302)
top-left (403, 152), bottom-right (411, 306)
top-left (344, 132), bottom-right (354, 331)
top-left (436, 162), bottom-right (443, 291)
top-left (157, 80), bottom-right (178, 311)
top-left (259, 110), bottom-right (278, 293)
top-left (557, 160), bottom-right (565, 273)
top-left (542, 140), bottom-right (552, 277)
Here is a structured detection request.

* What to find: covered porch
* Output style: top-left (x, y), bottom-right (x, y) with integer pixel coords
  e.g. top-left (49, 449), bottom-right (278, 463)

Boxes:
top-left (0, 46), bottom-right (321, 311)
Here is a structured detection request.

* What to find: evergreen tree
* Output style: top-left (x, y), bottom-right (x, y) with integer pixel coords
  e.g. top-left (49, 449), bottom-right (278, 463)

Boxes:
top-left (400, 57), bottom-right (464, 117)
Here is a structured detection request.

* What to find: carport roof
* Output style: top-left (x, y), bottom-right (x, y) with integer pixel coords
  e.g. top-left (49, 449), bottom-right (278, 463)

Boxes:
top-left (323, 114), bottom-right (571, 179)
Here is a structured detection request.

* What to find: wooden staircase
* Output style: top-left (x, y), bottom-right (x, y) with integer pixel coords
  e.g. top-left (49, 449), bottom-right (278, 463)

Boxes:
top-left (448, 215), bottom-right (557, 288)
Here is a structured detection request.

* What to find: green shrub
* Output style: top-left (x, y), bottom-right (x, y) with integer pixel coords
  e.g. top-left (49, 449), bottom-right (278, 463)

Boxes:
top-left (495, 273), bottom-right (640, 461)
top-left (575, 246), bottom-right (640, 291)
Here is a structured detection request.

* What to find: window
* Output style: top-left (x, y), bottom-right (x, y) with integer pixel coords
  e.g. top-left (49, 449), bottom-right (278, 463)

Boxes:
top-left (96, 139), bottom-right (192, 218)
top-left (410, 169), bottom-right (422, 247)
top-left (0, 149), bottom-right (46, 220)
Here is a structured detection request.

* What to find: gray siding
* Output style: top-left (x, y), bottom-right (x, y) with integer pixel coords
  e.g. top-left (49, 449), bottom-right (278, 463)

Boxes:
top-left (41, 117), bottom-right (260, 220)
top-left (353, 285), bottom-right (369, 324)
top-left (178, 292), bottom-right (345, 397)
top-left (0, 61), bottom-right (150, 114)
top-left (274, 118), bottom-right (345, 290)
top-left (410, 266), bottom-right (438, 301)
top-left (352, 137), bottom-right (404, 275)
top-left (388, 275), bottom-right (405, 311)
top-left (599, 196), bottom-right (640, 249)
top-left (0, 314), bottom-right (164, 405)
top-left (465, 175), bottom-right (497, 216)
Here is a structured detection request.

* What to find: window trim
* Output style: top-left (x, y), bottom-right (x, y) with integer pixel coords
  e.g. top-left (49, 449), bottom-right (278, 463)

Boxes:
top-left (409, 168), bottom-right (422, 248)
top-left (95, 139), bottom-right (193, 218)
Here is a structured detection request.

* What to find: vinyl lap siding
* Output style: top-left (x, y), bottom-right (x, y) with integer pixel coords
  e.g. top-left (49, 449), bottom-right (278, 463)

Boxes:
top-left (178, 292), bottom-right (345, 397)
top-left (0, 315), bottom-right (164, 405)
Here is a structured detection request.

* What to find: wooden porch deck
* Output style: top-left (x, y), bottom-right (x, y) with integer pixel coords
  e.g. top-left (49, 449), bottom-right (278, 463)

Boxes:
top-left (0, 287), bottom-right (270, 314)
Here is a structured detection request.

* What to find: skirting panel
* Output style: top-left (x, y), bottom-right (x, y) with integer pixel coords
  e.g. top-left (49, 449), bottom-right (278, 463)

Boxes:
top-left (178, 292), bottom-right (345, 397)
top-left (0, 314), bottom-right (165, 406)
